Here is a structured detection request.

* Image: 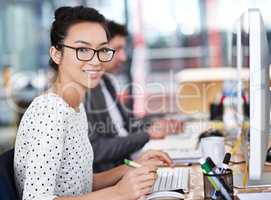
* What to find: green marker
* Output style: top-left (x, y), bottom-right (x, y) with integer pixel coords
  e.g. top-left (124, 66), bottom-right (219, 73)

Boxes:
top-left (202, 168), bottom-right (220, 191)
top-left (124, 159), bottom-right (142, 168)
top-left (201, 159), bottom-right (213, 173)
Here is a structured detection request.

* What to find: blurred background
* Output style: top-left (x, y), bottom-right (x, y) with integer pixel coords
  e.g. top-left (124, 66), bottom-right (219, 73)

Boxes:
top-left (1, 0), bottom-right (271, 153)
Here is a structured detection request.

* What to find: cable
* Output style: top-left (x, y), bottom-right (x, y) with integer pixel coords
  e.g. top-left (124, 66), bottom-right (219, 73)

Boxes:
top-left (229, 160), bottom-right (246, 165)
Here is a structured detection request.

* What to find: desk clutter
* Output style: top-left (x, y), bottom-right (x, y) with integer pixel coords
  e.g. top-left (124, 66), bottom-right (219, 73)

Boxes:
top-left (200, 155), bottom-right (233, 200)
top-left (133, 119), bottom-right (271, 199)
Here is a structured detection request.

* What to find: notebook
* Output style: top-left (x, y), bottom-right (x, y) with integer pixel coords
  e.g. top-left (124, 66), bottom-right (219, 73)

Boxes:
top-left (146, 167), bottom-right (189, 200)
top-left (136, 127), bottom-right (203, 163)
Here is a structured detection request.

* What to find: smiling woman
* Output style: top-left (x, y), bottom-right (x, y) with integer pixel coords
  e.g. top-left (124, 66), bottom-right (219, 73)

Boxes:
top-left (13, 6), bottom-right (169, 200)
top-left (50, 21), bottom-right (109, 94)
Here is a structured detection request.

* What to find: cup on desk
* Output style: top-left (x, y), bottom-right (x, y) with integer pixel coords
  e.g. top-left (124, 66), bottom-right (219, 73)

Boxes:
top-left (200, 136), bottom-right (225, 166)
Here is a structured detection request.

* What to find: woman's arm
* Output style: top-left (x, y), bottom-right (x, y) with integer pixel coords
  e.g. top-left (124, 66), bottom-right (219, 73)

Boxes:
top-left (17, 104), bottom-right (67, 200)
top-left (55, 186), bottom-right (121, 200)
top-left (92, 165), bottom-right (129, 190)
top-left (55, 166), bottom-right (157, 200)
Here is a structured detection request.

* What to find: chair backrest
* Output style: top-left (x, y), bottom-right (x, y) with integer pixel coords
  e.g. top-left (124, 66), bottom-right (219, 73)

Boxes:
top-left (0, 149), bottom-right (19, 200)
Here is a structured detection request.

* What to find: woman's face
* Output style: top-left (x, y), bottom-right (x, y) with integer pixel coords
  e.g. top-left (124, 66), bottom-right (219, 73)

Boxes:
top-left (57, 22), bottom-right (108, 90)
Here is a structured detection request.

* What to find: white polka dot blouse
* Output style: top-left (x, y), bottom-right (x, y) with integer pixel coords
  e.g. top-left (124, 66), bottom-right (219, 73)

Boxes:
top-left (14, 93), bottom-right (93, 200)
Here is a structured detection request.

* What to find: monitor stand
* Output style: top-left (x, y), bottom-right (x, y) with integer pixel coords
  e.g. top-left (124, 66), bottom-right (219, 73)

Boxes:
top-left (234, 172), bottom-right (271, 188)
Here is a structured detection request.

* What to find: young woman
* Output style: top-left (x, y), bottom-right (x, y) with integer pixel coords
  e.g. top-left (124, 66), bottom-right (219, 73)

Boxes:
top-left (14, 6), bottom-right (172, 200)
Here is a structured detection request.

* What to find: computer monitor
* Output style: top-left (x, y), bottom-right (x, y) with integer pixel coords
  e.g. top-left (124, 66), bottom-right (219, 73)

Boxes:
top-left (248, 9), bottom-right (270, 181)
top-left (233, 8), bottom-right (271, 187)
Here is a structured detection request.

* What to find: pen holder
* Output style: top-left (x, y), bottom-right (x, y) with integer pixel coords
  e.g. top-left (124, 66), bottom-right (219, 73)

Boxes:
top-left (203, 169), bottom-right (234, 200)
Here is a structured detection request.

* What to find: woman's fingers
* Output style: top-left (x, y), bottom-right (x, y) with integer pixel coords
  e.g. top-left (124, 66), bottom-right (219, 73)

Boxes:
top-left (137, 195), bottom-right (146, 200)
top-left (138, 177), bottom-right (156, 189)
top-left (136, 172), bottom-right (157, 182)
top-left (140, 186), bottom-right (153, 195)
top-left (140, 158), bottom-right (167, 167)
top-left (144, 150), bottom-right (173, 166)
top-left (134, 166), bottom-right (157, 175)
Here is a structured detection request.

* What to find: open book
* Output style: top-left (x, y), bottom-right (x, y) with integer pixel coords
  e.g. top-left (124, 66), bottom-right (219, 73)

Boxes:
top-left (146, 167), bottom-right (189, 200)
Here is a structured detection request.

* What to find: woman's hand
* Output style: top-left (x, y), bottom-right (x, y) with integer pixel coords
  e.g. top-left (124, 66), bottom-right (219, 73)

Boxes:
top-left (137, 150), bottom-right (173, 167)
top-left (114, 165), bottom-right (157, 200)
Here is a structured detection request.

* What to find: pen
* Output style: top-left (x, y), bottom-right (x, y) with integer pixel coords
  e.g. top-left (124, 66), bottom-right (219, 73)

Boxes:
top-left (124, 159), bottom-right (142, 168)
top-left (124, 159), bottom-right (160, 175)
top-left (201, 168), bottom-right (221, 191)
top-left (221, 153), bottom-right (231, 173)
top-left (202, 168), bottom-right (222, 200)
top-left (206, 157), bottom-right (221, 174)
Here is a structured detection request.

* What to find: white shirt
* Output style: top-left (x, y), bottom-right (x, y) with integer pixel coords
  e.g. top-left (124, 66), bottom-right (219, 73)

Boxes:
top-left (100, 80), bottom-right (128, 137)
top-left (14, 93), bottom-right (93, 200)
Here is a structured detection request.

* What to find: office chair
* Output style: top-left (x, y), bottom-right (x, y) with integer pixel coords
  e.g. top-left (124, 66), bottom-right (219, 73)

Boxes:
top-left (0, 149), bottom-right (19, 200)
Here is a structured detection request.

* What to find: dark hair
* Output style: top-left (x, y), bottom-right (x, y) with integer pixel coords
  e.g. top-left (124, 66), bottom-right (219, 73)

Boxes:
top-left (106, 20), bottom-right (128, 40)
top-left (49, 6), bottom-right (109, 71)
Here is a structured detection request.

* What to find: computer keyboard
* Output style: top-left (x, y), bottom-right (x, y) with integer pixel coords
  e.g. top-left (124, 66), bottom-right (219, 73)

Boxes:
top-left (152, 167), bottom-right (190, 193)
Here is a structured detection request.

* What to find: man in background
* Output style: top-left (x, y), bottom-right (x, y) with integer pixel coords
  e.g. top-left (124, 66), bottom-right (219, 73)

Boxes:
top-left (85, 20), bottom-right (182, 173)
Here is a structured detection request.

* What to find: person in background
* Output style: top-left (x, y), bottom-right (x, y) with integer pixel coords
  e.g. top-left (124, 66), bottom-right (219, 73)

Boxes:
top-left (14, 6), bottom-right (172, 200)
top-left (2, 65), bottom-right (11, 89)
top-left (0, 65), bottom-right (15, 126)
top-left (85, 20), bottom-right (182, 173)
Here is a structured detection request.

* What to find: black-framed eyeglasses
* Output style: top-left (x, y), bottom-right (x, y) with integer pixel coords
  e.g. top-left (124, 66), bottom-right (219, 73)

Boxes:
top-left (58, 44), bottom-right (116, 62)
